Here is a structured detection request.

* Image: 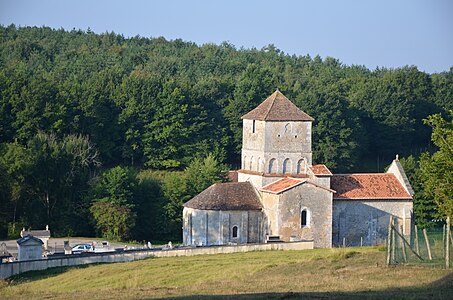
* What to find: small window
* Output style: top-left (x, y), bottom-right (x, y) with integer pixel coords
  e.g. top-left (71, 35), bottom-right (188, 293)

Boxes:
top-left (252, 120), bottom-right (256, 133)
top-left (232, 226), bottom-right (238, 238)
top-left (301, 209), bottom-right (309, 227)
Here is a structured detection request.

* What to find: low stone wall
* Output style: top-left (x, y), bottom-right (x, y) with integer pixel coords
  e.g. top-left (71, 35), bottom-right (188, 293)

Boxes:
top-left (0, 241), bottom-right (313, 279)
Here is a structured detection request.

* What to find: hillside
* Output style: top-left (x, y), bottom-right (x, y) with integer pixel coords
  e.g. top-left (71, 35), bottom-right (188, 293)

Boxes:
top-left (1, 24), bottom-right (452, 240)
top-left (1, 247), bottom-right (452, 299)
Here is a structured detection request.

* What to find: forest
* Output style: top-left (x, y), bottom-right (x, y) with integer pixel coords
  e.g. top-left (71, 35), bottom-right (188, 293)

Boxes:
top-left (0, 25), bottom-right (452, 241)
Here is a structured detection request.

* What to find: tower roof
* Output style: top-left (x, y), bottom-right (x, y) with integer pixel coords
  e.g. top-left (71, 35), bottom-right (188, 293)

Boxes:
top-left (242, 89), bottom-right (314, 121)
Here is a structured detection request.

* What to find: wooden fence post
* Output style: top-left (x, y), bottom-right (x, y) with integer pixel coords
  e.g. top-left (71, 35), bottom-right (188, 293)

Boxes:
top-left (391, 225), bottom-right (423, 261)
top-left (392, 218), bottom-right (396, 262)
top-left (415, 225), bottom-right (420, 256)
top-left (423, 228), bottom-right (432, 260)
top-left (387, 216), bottom-right (393, 266)
top-left (400, 225), bottom-right (407, 263)
top-left (446, 217), bottom-right (450, 269)
top-left (443, 224), bottom-right (446, 258)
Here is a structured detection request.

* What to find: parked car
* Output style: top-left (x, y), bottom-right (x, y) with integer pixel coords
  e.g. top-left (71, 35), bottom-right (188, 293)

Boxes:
top-left (71, 244), bottom-right (93, 254)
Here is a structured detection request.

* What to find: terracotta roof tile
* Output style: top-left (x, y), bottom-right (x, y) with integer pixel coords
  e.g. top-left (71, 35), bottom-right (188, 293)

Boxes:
top-left (261, 177), bottom-right (305, 194)
top-left (331, 174), bottom-right (412, 200)
top-left (261, 177), bottom-right (335, 194)
top-left (242, 90), bottom-right (314, 121)
top-left (310, 164), bottom-right (333, 176)
top-left (183, 182), bottom-right (262, 211)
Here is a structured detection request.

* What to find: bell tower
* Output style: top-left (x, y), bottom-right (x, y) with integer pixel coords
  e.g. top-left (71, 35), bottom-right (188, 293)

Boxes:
top-left (238, 89), bottom-right (314, 187)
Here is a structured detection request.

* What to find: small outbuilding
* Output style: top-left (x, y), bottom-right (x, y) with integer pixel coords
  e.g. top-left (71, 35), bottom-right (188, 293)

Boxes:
top-left (17, 235), bottom-right (43, 261)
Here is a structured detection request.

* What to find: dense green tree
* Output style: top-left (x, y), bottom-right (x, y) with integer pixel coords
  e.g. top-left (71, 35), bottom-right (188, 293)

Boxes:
top-left (0, 25), bottom-right (452, 237)
top-left (398, 155), bottom-right (440, 228)
top-left (89, 166), bottom-right (137, 240)
top-left (419, 111), bottom-right (453, 219)
top-left (162, 154), bottom-right (228, 239)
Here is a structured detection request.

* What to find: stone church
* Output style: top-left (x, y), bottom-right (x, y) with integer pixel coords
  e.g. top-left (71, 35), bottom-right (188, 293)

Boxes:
top-left (183, 90), bottom-right (414, 248)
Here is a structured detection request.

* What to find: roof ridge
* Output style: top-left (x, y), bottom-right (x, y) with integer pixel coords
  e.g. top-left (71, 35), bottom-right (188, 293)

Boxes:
top-left (263, 91), bottom-right (278, 120)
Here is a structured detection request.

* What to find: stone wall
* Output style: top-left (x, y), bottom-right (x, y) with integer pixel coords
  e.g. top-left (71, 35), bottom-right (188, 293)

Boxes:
top-left (237, 172), bottom-right (283, 189)
top-left (242, 119), bottom-right (312, 175)
top-left (277, 183), bottom-right (333, 248)
top-left (0, 241), bottom-right (314, 279)
top-left (183, 208), bottom-right (263, 246)
top-left (332, 200), bottom-right (413, 246)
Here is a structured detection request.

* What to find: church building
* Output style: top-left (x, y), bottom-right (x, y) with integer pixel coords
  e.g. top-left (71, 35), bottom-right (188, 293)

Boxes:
top-left (182, 90), bottom-right (414, 248)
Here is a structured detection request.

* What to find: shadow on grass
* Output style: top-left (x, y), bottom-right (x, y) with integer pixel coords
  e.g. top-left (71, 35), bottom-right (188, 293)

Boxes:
top-left (156, 272), bottom-right (453, 300)
top-left (6, 264), bottom-right (94, 283)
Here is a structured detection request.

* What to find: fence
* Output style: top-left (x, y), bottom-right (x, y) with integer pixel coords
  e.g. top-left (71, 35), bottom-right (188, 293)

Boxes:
top-left (0, 240), bottom-right (314, 279)
top-left (386, 215), bottom-right (452, 268)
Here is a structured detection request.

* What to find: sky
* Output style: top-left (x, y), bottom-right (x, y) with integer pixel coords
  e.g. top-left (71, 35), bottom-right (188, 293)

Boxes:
top-left (1, 0), bottom-right (452, 73)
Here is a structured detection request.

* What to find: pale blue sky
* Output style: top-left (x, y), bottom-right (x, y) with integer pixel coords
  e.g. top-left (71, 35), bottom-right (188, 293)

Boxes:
top-left (1, 0), bottom-right (452, 73)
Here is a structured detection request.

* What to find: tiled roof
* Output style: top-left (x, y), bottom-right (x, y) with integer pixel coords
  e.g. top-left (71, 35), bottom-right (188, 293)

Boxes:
top-left (310, 164), bottom-right (333, 176)
top-left (228, 171), bottom-right (238, 182)
top-left (331, 174), bottom-right (412, 200)
top-left (261, 177), bottom-right (335, 194)
top-left (242, 90), bottom-right (314, 121)
top-left (261, 178), bottom-right (305, 194)
top-left (183, 182), bottom-right (262, 211)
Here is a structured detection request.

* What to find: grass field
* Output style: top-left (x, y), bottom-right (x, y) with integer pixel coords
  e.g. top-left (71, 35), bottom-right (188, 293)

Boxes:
top-left (1, 247), bottom-right (452, 299)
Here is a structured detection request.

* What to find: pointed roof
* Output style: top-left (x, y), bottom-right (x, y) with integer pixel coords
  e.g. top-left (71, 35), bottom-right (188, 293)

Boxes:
top-left (242, 89), bottom-right (314, 121)
top-left (183, 182), bottom-right (262, 211)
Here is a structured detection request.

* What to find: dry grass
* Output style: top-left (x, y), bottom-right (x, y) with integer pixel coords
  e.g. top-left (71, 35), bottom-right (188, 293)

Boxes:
top-left (1, 247), bottom-right (452, 299)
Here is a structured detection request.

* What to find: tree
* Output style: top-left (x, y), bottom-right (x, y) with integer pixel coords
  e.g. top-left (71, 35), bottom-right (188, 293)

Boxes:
top-left (419, 111), bottom-right (453, 219)
top-left (89, 166), bottom-right (137, 240)
top-left (162, 154), bottom-right (228, 239)
top-left (185, 153), bottom-right (229, 195)
top-left (398, 155), bottom-right (440, 228)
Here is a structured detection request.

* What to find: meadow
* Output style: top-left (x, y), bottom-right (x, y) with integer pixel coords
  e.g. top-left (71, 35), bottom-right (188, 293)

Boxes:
top-left (1, 246), bottom-right (452, 299)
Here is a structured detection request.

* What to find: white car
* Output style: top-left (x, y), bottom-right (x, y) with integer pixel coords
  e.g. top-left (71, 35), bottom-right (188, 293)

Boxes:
top-left (71, 244), bottom-right (93, 254)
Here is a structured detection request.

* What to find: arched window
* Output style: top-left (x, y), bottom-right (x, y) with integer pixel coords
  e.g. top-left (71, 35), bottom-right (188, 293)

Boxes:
top-left (268, 158), bottom-right (276, 173)
top-left (243, 156), bottom-right (247, 170)
top-left (297, 159), bottom-right (305, 174)
top-left (301, 209), bottom-right (310, 227)
top-left (232, 226), bottom-right (238, 238)
top-left (252, 120), bottom-right (256, 133)
top-left (257, 157), bottom-right (262, 172)
top-left (249, 156), bottom-right (254, 171)
top-left (283, 158), bottom-right (291, 174)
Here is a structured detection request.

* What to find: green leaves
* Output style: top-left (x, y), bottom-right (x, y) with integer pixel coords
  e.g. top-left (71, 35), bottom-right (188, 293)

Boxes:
top-left (419, 111), bottom-right (453, 219)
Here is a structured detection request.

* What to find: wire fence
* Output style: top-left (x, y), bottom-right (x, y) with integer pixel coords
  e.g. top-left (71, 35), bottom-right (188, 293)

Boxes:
top-left (387, 216), bottom-right (452, 268)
